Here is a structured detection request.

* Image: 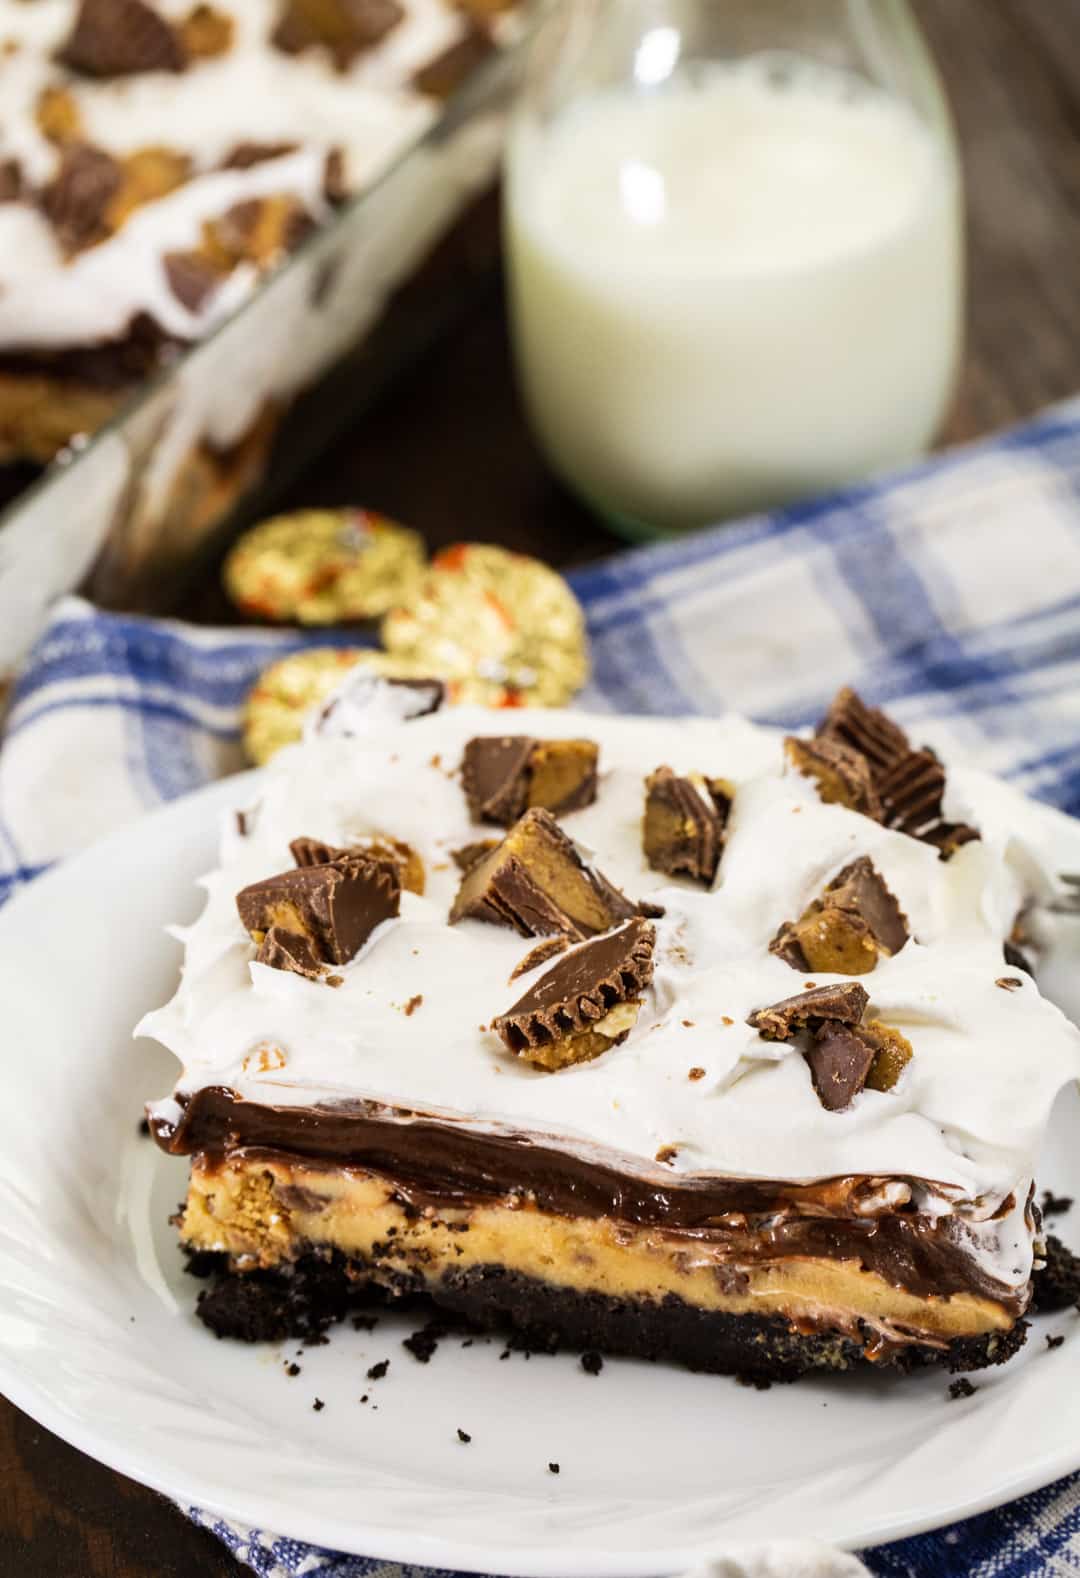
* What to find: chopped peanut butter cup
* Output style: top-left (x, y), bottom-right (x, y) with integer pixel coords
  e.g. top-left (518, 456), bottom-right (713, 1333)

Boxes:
top-left (271, 0), bottom-right (403, 70)
top-left (812, 688), bottom-right (978, 856)
top-left (749, 983), bottom-right (913, 1110)
top-left (494, 918), bottom-right (656, 1070)
top-left (449, 807), bottom-right (645, 940)
top-left (747, 982), bottom-right (869, 1041)
top-left (817, 687), bottom-right (908, 773)
top-left (642, 767), bottom-right (731, 885)
top-left (462, 736), bottom-right (599, 826)
top-left (256, 925), bottom-right (323, 979)
top-left (770, 856), bottom-right (909, 975)
top-left (805, 1024), bottom-right (877, 1112)
top-left (40, 143), bottom-right (122, 255)
top-left (784, 736), bottom-right (882, 819)
top-left (58, 0), bottom-right (188, 77)
top-left (290, 833), bottom-right (424, 895)
top-left (237, 855), bottom-right (399, 966)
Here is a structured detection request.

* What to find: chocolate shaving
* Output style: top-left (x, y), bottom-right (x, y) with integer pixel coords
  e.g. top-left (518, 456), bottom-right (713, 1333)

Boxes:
top-left (784, 735), bottom-right (881, 819)
top-left (770, 856), bottom-right (908, 974)
top-left (163, 249), bottom-right (221, 312)
top-left (494, 918), bottom-right (656, 1064)
top-left (271, 0), bottom-right (404, 70)
top-left (40, 142), bottom-right (122, 254)
top-left (642, 766), bottom-right (730, 885)
top-left (256, 925), bottom-right (323, 979)
top-left (747, 982), bottom-right (869, 1041)
top-left (58, 0), bottom-right (188, 77)
top-left (237, 855), bottom-right (400, 966)
top-left (805, 1023), bottom-right (876, 1112)
top-left (462, 736), bottom-right (599, 826)
top-left (449, 808), bottom-right (643, 941)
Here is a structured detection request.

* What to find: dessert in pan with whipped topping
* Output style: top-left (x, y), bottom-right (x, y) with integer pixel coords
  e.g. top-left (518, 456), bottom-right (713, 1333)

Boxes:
top-left (144, 677), bottom-right (1080, 1380)
top-left (0, 0), bottom-right (515, 469)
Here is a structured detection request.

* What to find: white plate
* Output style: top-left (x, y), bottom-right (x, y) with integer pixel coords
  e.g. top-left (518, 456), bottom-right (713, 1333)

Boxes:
top-left (1, 773), bottom-right (1079, 1575)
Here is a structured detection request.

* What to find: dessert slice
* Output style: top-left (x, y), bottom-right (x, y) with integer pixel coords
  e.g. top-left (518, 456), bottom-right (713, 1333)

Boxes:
top-left (144, 695), bottom-right (1080, 1383)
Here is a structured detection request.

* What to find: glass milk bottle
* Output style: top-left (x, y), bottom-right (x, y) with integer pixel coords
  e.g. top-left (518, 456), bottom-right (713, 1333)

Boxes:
top-left (504, 0), bottom-right (964, 535)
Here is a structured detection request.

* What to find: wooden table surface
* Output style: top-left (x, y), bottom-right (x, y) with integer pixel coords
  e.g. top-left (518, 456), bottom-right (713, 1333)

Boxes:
top-left (4, 1), bottom-right (1079, 1571)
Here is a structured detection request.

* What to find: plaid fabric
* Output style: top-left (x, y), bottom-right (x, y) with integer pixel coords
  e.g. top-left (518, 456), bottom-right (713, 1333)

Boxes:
top-left (3, 396), bottom-right (1080, 1571)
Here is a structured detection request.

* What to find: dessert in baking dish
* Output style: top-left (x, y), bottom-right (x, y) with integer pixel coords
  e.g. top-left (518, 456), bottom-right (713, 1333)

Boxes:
top-left (0, 0), bottom-right (515, 467)
top-left (145, 683), bottom-right (1080, 1380)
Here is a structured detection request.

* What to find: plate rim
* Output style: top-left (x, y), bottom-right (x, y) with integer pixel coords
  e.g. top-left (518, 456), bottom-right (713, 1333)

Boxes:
top-left (0, 772), bottom-right (1078, 1572)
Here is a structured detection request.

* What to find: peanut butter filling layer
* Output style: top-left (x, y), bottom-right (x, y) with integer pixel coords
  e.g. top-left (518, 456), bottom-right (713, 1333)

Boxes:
top-left (179, 1154), bottom-right (1016, 1345)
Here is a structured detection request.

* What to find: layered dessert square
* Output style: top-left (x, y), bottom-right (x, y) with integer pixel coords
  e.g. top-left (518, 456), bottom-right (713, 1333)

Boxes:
top-left (145, 682), bottom-right (1080, 1381)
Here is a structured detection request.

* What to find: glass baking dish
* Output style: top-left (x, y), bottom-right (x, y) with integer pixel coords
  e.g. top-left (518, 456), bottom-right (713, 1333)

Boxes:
top-left (0, 25), bottom-right (530, 675)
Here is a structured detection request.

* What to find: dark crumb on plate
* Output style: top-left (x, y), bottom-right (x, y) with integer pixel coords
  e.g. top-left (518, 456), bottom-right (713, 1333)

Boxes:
top-left (1046, 1333), bottom-right (1066, 1350)
top-left (313, 1397), bottom-right (324, 1411)
top-left (457, 1428), bottom-right (471, 1444)
top-left (352, 1314), bottom-right (379, 1332)
top-left (581, 1351), bottom-right (603, 1376)
top-left (285, 1362), bottom-right (300, 1377)
top-left (1042, 1190), bottom-right (1074, 1217)
top-left (736, 1373), bottom-right (772, 1391)
top-left (137, 1116), bottom-right (151, 1137)
top-left (499, 1349), bottom-right (510, 1361)
top-left (688, 1067), bottom-right (705, 1081)
top-left (548, 1462), bottom-right (560, 1475)
top-left (404, 1320), bottom-right (447, 1363)
top-left (1033, 1235), bottom-right (1080, 1311)
top-left (462, 1338), bottom-right (474, 1349)
top-left (948, 1378), bottom-right (977, 1400)
top-left (404, 994), bottom-right (423, 1016)
top-left (360, 1394), bottom-right (369, 1404)
top-left (366, 1359), bottom-right (389, 1380)
top-left (681, 1019), bottom-right (695, 1028)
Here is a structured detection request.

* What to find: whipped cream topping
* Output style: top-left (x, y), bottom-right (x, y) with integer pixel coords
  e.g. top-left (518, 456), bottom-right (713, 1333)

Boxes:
top-left (0, 0), bottom-right (496, 348)
top-left (141, 706), bottom-right (1080, 1281)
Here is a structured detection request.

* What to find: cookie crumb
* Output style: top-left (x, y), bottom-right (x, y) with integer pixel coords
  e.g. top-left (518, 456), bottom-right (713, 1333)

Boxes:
top-left (285, 1362), bottom-right (301, 1377)
top-left (996, 976), bottom-right (1023, 991)
top-left (548, 1462), bottom-right (560, 1474)
top-left (1046, 1333), bottom-right (1066, 1350)
top-left (721, 1015), bottom-right (733, 1026)
top-left (404, 994), bottom-right (423, 1016)
top-left (457, 1428), bottom-right (472, 1444)
top-left (366, 1359), bottom-right (389, 1381)
top-left (681, 1019), bottom-right (695, 1028)
top-left (326, 974), bottom-right (344, 988)
top-left (313, 1397), bottom-right (324, 1411)
top-left (688, 1066), bottom-right (705, 1081)
top-left (581, 1351), bottom-right (603, 1376)
top-left (948, 1378), bottom-right (977, 1400)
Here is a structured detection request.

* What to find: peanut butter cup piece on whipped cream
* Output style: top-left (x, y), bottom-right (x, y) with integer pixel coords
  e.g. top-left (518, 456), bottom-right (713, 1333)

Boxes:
top-left (271, 0), bottom-right (403, 70)
top-left (238, 853), bottom-right (400, 967)
top-left (290, 833), bottom-right (424, 896)
top-left (642, 766), bottom-right (732, 885)
top-left (462, 736), bottom-right (599, 826)
top-left (58, 0), bottom-right (188, 77)
top-left (449, 807), bottom-right (649, 940)
top-left (747, 981), bottom-right (869, 1042)
top-left (784, 735), bottom-right (882, 819)
top-left (494, 918), bottom-right (656, 1071)
top-left (749, 983), bottom-right (913, 1109)
top-left (771, 856), bottom-right (909, 975)
top-left (813, 687), bottom-right (978, 856)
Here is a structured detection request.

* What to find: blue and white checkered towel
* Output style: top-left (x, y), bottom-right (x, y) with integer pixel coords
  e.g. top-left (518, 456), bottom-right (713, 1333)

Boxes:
top-left (5, 396), bottom-right (1080, 1574)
